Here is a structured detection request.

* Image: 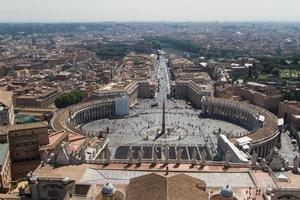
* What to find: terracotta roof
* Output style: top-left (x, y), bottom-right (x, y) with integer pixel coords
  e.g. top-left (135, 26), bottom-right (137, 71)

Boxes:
top-left (40, 131), bottom-right (68, 151)
top-left (126, 173), bottom-right (208, 200)
top-left (94, 191), bottom-right (125, 200)
top-left (68, 133), bottom-right (86, 152)
top-left (211, 194), bottom-right (237, 200)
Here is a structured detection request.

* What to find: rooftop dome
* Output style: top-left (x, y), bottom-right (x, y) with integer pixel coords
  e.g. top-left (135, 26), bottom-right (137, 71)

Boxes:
top-left (101, 182), bottom-right (116, 196)
top-left (220, 185), bottom-right (234, 198)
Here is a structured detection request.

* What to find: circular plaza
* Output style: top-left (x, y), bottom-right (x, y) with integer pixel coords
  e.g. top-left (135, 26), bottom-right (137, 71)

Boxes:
top-left (80, 98), bottom-right (249, 161)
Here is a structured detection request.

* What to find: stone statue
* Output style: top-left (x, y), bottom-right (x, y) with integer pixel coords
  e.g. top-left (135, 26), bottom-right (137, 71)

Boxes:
top-left (191, 148), bottom-right (198, 165)
top-left (224, 150), bottom-right (231, 168)
top-left (260, 158), bottom-right (267, 171)
top-left (153, 146), bottom-right (158, 164)
top-left (163, 145), bottom-right (170, 164)
top-left (268, 147), bottom-right (284, 171)
top-left (292, 155), bottom-right (300, 174)
top-left (251, 151), bottom-right (258, 166)
top-left (201, 150), bottom-right (207, 167)
top-left (266, 148), bottom-right (274, 162)
top-left (138, 146), bottom-right (144, 164)
top-left (127, 146), bottom-right (134, 164)
top-left (176, 147), bottom-right (183, 165)
top-left (178, 133), bottom-right (182, 140)
top-left (105, 147), bottom-right (111, 163)
top-left (80, 148), bottom-right (85, 162)
top-left (47, 152), bottom-right (55, 164)
top-left (284, 159), bottom-right (289, 170)
top-left (69, 151), bottom-right (76, 164)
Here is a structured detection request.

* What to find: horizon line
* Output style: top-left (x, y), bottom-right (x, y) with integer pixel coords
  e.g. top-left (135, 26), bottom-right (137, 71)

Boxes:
top-left (1, 20), bottom-right (300, 24)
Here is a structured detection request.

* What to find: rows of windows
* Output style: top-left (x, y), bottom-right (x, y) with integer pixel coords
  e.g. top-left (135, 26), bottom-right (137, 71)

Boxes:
top-left (14, 137), bottom-right (38, 147)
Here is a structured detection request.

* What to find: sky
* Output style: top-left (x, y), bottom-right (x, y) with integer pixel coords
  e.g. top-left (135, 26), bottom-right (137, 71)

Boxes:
top-left (0, 0), bottom-right (300, 22)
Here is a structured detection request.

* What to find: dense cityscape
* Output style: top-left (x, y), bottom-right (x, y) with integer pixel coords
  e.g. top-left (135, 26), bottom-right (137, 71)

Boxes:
top-left (0, 21), bottom-right (299, 200)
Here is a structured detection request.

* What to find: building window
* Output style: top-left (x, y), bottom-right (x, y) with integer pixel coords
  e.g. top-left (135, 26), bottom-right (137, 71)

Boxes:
top-left (48, 190), bottom-right (59, 198)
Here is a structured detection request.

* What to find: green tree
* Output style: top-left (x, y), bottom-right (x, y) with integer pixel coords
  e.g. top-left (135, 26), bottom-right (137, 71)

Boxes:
top-left (271, 68), bottom-right (280, 77)
top-left (54, 90), bottom-right (84, 108)
top-left (151, 40), bottom-right (161, 49)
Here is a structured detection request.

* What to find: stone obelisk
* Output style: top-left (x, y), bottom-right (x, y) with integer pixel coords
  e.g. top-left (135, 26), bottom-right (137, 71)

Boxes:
top-left (153, 100), bottom-right (166, 141)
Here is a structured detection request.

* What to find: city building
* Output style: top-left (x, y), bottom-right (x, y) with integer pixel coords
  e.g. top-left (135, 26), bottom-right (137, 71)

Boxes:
top-left (0, 122), bottom-right (49, 162)
top-left (234, 82), bottom-right (283, 113)
top-left (15, 88), bottom-right (61, 108)
top-left (278, 100), bottom-right (300, 130)
top-left (0, 90), bottom-right (14, 126)
top-left (102, 69), bottom-right (113, 84)
top-left (0, 64), bottom-right (7, 77)
top-left (0, 122), bottom-right (49, 179)
top-left (92, 80), bottom-right (155, 106)
top-left (170, 80), bottom-right (212, 108)
top-left (55, 71), bottom-right (72, 81)
top-left (168, 55), bottom-right (213, 107)
top-left (226, 63), bottom-right (251, 80)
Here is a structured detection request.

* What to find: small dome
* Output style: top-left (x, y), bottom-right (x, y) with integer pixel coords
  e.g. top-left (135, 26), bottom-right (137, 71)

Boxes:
top-left (101, 182), bottom-right (116, 196)
top-left (220, 185), bottom-right (234, 198)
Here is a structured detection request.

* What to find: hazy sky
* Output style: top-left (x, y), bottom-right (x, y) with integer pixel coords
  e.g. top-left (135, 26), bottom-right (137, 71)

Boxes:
top-left (0, 0), bottom-right (300, 22)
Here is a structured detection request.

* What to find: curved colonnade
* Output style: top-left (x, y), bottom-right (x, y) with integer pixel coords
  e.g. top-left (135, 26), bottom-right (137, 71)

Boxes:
top-left (51, 97), bottom-right (280, 158)
top-left (50, 99), bottom-right (116, 136)
top-left (201, 97), bottom-right (280, 158)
